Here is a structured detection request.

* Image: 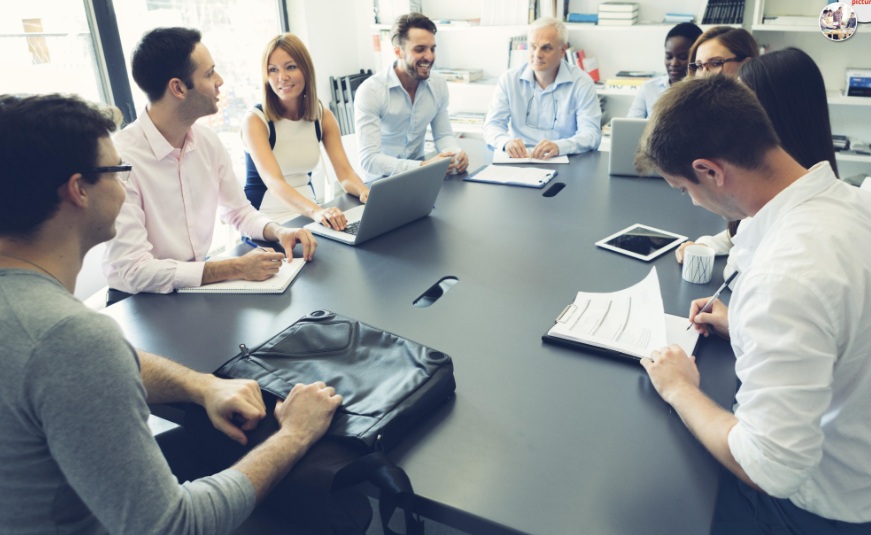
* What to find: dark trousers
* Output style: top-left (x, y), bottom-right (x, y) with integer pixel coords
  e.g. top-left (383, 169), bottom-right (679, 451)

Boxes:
top-left (711, 468), bottom-right (871, 535)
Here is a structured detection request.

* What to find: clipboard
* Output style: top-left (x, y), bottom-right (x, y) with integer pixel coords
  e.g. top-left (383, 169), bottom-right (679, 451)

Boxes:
top-left (465, 164), bottom-right (557, 189)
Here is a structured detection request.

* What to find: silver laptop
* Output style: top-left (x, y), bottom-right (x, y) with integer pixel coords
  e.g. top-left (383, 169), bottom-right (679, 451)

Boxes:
top-left (608, 118), bottom-right (660, 178)
top-left (304, 158), bottom-right (450, 245)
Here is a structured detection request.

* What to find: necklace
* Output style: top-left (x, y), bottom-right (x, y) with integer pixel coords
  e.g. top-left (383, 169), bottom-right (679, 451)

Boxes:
top-left (0, 251), bottom-right (62, 284)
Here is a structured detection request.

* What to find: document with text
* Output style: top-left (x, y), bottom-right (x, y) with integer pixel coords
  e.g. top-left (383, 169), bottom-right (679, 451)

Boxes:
top-left (544, 267), bottom-right (699, 360)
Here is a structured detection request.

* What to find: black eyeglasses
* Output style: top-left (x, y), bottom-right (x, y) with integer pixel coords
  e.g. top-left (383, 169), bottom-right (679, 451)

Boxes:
top-left (83, 163), bottom-right (132, 182)
top-left (687, 57), bottom-right (742, 74)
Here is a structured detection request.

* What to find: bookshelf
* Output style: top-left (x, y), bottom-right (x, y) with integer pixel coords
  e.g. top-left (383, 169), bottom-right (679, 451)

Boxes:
top-left (357, 0), bottom-right (870, 172)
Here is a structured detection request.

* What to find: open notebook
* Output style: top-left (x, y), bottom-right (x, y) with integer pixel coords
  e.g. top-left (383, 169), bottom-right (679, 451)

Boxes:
top-left (178, 258), bottom-right (305, 294)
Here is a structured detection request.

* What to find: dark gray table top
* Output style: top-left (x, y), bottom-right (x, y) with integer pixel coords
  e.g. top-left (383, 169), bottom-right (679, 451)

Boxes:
top-left (105, 144), bottom-right (736, 535)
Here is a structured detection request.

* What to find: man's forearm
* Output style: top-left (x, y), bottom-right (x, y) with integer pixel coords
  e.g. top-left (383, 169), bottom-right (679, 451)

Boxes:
top-left (139, 350), bottom-right (210, 406)
top-left (232, 429), bottom-right (311, 502)
top-left (667, 386), bottom-right (759, 489)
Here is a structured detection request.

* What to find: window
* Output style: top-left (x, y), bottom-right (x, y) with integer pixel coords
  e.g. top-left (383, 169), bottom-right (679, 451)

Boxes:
top-left (0, 1), bottom-right (106, 101)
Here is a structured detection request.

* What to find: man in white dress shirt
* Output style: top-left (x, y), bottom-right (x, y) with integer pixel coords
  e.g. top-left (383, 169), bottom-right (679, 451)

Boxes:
top-left (354, 12), bottom-right (468, 182)
top-left (636, 75), bottom-right (871, 534)
top-left (104, 27), bottom-right (316, 298)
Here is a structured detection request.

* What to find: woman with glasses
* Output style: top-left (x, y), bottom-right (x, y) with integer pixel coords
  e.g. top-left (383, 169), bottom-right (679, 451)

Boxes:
top-left (242, 33), bottom-right (369, 229)
top-left (676, 48), bottom-right (838, 282)
top-left (687, 26), bottom-right (758, 78)
top-left (627, 22), bottom-right (703, 119)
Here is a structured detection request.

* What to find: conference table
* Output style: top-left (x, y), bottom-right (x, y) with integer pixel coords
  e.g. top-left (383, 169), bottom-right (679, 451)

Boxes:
top-left (104, 141), bottom-right (737, 535)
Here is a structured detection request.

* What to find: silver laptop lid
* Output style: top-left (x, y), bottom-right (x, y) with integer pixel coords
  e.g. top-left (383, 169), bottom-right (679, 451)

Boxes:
top-left (608, 118), bottom-right (660, 178)
top-left (305, 157), bottom-right (450, 245)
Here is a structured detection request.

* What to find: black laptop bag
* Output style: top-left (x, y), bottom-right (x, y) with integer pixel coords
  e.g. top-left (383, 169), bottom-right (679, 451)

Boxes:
top-left (192, 310), bottom-right (456, 534)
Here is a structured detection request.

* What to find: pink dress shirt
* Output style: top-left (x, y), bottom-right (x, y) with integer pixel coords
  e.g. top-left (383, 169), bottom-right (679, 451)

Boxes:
top-left (104, 108), bottom-right (273, 293)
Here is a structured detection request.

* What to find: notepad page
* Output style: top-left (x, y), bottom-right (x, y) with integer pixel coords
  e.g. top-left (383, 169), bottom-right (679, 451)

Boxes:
top-left (177, 258), bottom-right (306, 294)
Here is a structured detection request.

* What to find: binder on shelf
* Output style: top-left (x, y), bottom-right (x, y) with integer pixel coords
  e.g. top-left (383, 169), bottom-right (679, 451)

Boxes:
top-left (508, 34), bottom-right (528, 70)
top-left (329, 70), bottom-right (373, 136)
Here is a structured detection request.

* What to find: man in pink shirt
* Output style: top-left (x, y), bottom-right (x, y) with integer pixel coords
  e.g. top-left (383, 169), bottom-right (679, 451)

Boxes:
top-left (104, 27), bottom-right (316, 297)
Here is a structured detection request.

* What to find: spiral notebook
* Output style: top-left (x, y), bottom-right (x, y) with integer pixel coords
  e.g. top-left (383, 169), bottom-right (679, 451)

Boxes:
top-left (177, 258), bottom-right (306, 294)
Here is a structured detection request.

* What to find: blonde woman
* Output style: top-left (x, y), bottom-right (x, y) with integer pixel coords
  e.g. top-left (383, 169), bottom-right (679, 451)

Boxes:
top-left (242, 33), bottom-right (369, 228)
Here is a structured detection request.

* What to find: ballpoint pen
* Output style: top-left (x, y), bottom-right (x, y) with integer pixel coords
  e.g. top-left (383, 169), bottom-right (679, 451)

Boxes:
top-left (686, 270), bottom-right (740, 330)
top-left (242, 236), bottom-right (285, 261)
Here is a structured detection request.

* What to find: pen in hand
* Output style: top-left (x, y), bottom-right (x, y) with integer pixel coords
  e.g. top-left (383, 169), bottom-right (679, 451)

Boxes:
top-left (686, 271), bottom-right (740, 330)
top-left (243, 237), bottom-right (286, 262)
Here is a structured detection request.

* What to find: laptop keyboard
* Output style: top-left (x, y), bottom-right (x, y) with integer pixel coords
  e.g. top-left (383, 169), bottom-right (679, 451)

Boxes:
top-left (343, 220), bottom-right (361, 235)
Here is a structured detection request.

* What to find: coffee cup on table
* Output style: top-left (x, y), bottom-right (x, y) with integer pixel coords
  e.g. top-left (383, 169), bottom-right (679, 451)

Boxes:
top-left (681, 245), bottom-right (715, 284)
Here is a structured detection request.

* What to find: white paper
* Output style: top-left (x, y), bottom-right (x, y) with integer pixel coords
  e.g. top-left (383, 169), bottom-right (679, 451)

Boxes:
top-left (548, 267), bottom-right (698, 359)
top-left (469, 165), bottom-right (556, 187)
top-left (492, 150), bottom-right (569, 165)
top-left (178, 258), bottom-right (305, 294)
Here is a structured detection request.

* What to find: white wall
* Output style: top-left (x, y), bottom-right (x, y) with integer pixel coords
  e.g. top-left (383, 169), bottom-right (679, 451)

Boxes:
top-left (287, 0), bottom-right (373, 110)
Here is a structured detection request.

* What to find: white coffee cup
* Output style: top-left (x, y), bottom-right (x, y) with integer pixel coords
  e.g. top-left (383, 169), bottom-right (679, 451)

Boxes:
top-left (682, 245), bottom-right (715, 284)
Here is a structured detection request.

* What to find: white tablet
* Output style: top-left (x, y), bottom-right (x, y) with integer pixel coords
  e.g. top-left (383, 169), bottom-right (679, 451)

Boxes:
top-left (596, 224), bottom-right (687, 261)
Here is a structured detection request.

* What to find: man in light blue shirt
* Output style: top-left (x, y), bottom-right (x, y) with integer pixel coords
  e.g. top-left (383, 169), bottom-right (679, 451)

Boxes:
top-left (483, 17), bottom-right (601, 160)
top-left (355, 12), bottom-right (468, 182)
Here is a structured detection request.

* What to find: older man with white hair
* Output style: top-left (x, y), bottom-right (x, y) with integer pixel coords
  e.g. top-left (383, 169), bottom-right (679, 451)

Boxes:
top-left (483, 17), bottom-right (601, 160)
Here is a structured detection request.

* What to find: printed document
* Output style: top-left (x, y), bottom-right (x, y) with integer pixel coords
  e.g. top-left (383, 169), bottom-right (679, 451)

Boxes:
top-left (547, 267), bottom-right (698, 360)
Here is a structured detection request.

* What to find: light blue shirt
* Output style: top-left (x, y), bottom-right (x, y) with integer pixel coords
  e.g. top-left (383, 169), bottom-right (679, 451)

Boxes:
top-left (627, 75), bottom-right (669, 119)
top-left (483, 60), bottom-right (601, 155)
top-left (354, 64), bottom-right (459, 181)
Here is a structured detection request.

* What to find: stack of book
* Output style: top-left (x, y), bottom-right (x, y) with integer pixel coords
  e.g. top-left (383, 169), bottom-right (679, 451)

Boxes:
top-left (603, 72), bottom-right (653, 90)
top-left (449, 112), bottom-right (487, 134)
top-left (663, 13), bottom-right (695, 23)
top-left (701, 0), bottom-right (746, 24)
top-left (598, 2), bottom-right (639, 26)
top-left (432, 68), bottom-right (483, 83)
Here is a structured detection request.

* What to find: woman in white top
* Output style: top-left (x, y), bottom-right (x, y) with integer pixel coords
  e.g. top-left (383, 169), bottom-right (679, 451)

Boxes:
top-left (242, 33), bottom-right (369, 228)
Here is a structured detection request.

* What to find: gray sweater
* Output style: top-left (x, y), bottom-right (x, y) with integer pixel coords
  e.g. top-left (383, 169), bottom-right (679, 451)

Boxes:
top-left (0, 269), bottom-right (256, 534)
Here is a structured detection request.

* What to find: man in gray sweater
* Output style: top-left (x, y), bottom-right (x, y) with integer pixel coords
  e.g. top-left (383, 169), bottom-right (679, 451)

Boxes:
top-left (0, 93), bottom-right (342, 533)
